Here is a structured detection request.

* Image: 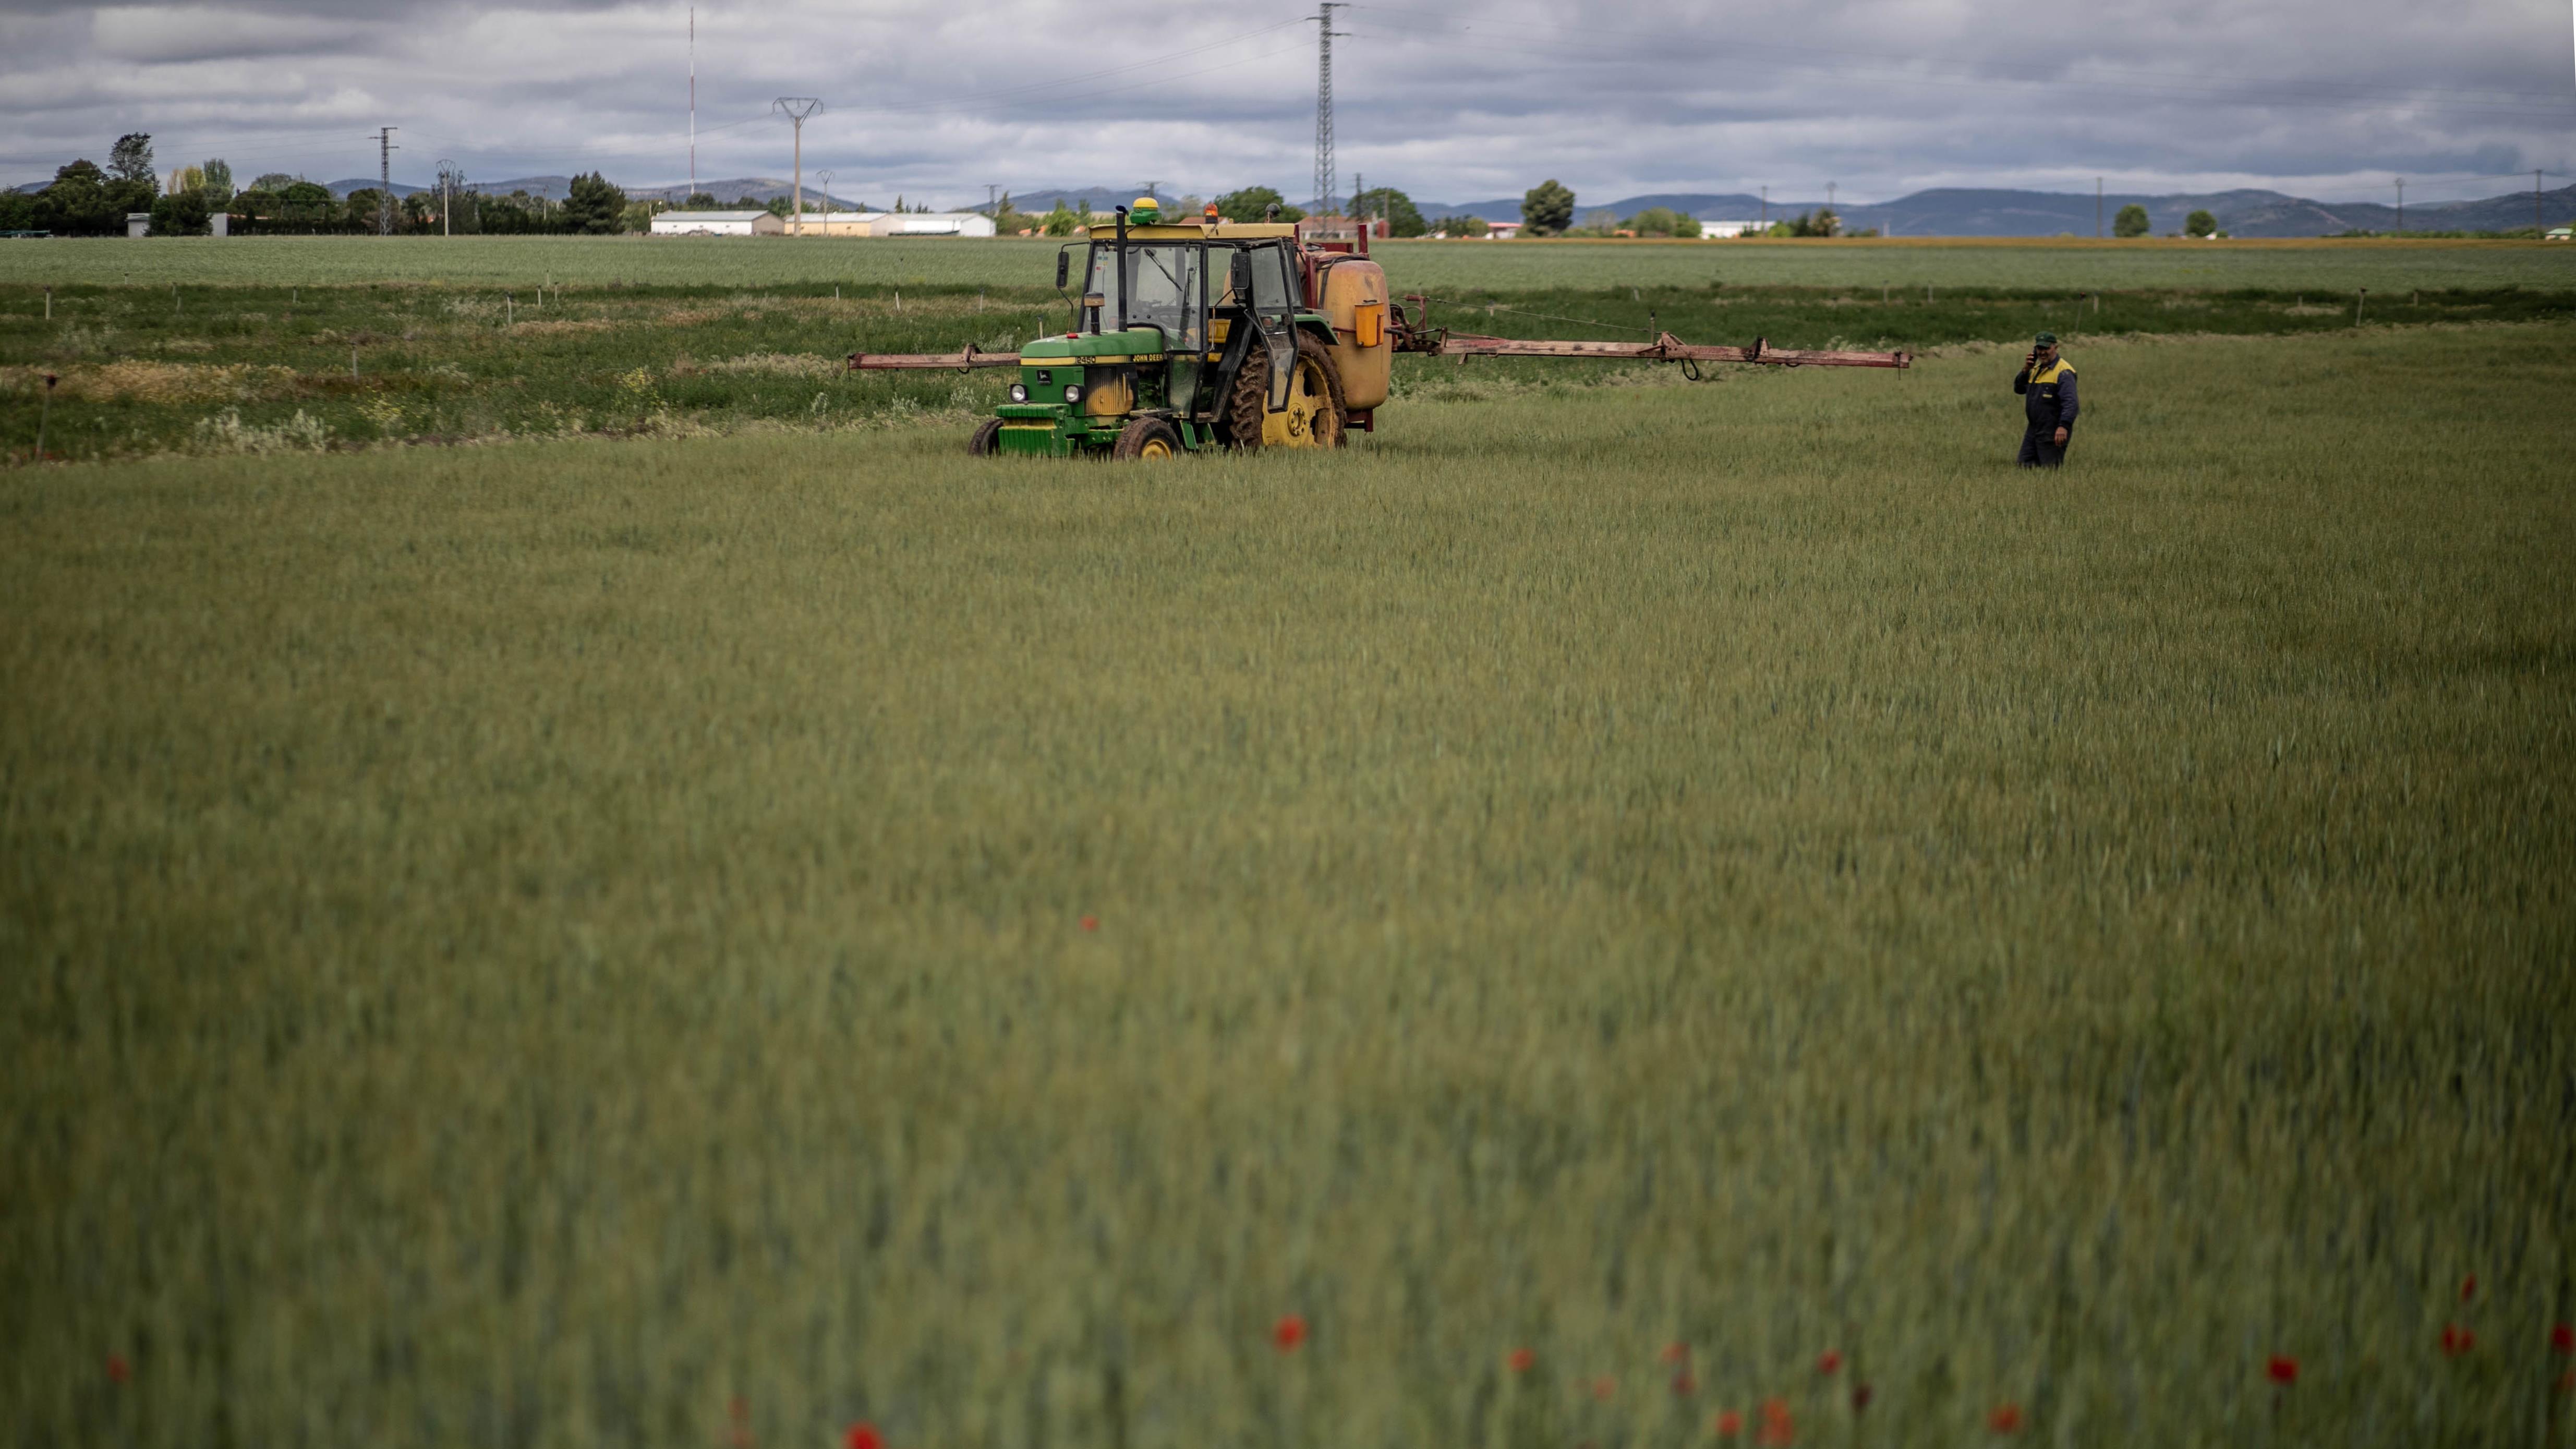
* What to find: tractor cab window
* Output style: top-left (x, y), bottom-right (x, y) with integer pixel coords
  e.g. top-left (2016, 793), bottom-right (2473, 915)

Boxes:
top-left (1215, 243), bottom-right (1296, 317)
top-left (1085, 243), bottom-right (1203, 348)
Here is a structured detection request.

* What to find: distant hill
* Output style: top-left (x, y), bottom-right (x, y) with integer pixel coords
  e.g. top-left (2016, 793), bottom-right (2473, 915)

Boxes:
top-left (1414, 185), bottom-right (2576, 237)
top-left (324, 178), bottom-right (427, 199)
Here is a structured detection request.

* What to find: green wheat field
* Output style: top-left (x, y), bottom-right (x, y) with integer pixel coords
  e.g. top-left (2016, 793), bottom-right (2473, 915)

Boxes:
top-left (3, 242), bottom-right (2574, 1448)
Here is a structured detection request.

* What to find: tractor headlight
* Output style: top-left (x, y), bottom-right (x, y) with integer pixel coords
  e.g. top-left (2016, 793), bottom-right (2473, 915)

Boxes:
top-left (1008, 382), bottom-right (1028, 403)
top-left (1063, 384), bottom-right (1083, 404)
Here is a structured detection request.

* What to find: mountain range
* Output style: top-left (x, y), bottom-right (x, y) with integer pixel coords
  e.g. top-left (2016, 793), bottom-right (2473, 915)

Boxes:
top-left (970, 183), bottom-right (2576, 238)
top-left (17, 174), bottom-right (2569, 236)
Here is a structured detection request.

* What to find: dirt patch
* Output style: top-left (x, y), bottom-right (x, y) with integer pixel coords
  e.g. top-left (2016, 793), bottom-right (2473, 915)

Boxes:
top-left (2, 360), bottom-right (299, 404)
top-left (696, 351), bottom-right (843, 379)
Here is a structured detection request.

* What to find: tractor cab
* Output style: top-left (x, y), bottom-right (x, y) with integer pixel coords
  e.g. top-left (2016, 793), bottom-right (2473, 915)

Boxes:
top-left (971, 198), bottom-right (1383, 458)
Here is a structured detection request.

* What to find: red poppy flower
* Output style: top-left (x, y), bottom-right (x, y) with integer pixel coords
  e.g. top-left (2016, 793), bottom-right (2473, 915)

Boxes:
top-left (845, 1424), bottom-right (884, 1449)
top-left (2553, 1322), bottom-right (2574, 1355)
top-left (1591, 1374), bottom-right (1616, 1402)
top-left (2460, 1274), bottom-right (2477, 1303)
top-left (1661, 1341), bottom-right (1690, 1366)
top-left (1671, 1371), bottom-right (1697, 1396)
top-left (106, 1354), bottom-right (130, 1385)
top-left (1815, 1349), bottom-right (1842, 1376)
top-left (1851, 1383), bottom-right (1873, 1412)
top-left (1508, 1347), bottom-right (1537, 1374)
top-left (1272, 1315), bottom-right (1306, 1351)
top-left (1080, 915), bottom-right (1098, 932)
top-left (2441, 1324), bottom-right (2476, 1358)
top-left (2267, 1355), bottom-right (2298, 1386)
top-left (1987, 1403), bottom-right (2024, 1434)
top-left (1714, 1409), bottom-right (1744, 1439)
top-left (1756, 1397), bottom-right (1795, 1446)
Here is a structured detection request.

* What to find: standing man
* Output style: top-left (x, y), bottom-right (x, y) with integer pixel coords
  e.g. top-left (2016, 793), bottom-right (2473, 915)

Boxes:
top-left (2013, 332), bottom-right (2079, 467)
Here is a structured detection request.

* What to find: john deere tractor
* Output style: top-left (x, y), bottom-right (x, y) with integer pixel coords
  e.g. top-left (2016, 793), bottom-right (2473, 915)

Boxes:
top-left (848, 196), bottom-right (1909, 456)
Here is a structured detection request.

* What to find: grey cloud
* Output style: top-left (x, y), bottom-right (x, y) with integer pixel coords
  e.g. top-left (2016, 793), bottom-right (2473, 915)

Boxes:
top-left (2, 0), bottom-right (2568, 207)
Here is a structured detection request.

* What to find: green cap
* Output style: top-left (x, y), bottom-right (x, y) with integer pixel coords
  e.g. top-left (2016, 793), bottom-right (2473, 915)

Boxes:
top-left (2034, 331), bottom-right (2058, 345)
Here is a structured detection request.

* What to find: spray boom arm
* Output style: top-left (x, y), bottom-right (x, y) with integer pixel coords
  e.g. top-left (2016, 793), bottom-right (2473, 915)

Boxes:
top-left (847, 289), bottom-right (1910, 373)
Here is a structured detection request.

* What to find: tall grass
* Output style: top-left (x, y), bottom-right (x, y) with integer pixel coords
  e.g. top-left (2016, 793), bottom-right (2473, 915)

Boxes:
top-left (3, 233), bottom-right (2573, 291)
top-left (2, 326), bottom-right (2571, 1448)
top-left (8, 278), bottom-right (2568, 465)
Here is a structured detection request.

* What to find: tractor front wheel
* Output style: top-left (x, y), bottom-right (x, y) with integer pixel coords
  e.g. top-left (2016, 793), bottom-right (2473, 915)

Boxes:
top-left (1111, 416), bottom-right (1183, 461)
top-left (967, 417), bottom-right (1003, 456)
top-left (1225, 333), bottom-right (1346, 452)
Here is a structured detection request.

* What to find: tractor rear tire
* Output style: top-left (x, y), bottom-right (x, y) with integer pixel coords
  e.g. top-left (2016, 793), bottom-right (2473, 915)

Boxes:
top-left (967, 417), bottom-right (1002, 456)
top-left (1111, 416), bottom-right (1183, 460)
top-left (1225, 332), bottom-right (1346, 452)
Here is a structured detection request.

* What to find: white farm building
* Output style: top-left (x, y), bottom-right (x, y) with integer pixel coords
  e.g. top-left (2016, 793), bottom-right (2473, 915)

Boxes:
top-left (862, 212), bottom-right (997, 238)
top-left (651, 210), bottom-right (786, 237)
top-left (651, 209), bottom-right (997, 238)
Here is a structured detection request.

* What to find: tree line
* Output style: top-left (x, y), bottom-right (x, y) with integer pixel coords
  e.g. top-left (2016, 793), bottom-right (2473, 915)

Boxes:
top-left (1, 135), bottom-right (640, 236)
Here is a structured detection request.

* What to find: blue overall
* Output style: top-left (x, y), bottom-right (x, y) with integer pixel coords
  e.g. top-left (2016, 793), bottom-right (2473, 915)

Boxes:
top-left (2013, 355), bottom-right (2079, 467)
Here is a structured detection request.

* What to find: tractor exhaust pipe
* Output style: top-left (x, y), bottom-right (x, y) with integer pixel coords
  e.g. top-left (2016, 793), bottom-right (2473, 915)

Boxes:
top-left (1112, 205), bottom-right (1128, 334)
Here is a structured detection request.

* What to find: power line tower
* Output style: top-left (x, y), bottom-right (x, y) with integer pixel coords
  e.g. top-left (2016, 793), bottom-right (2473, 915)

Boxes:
top-left (373, 126), bottom-right (398, 236)
top-left (773, 96), bottom-right (824, 234)
top-left (1312, 4), bottom-right (1348, 217)
top-left (817, 168), bottom-right (834, 218)
top-left (438, 157), bottom-right (455, 237)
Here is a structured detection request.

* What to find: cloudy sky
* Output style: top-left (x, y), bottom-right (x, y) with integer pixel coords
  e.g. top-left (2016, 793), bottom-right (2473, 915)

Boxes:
top-left (4, 0), bottom-right (2571, 207)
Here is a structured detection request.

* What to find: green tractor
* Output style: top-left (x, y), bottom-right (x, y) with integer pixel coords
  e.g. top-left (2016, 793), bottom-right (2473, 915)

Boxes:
top-left (849, 196), bottom-right (1909, 456)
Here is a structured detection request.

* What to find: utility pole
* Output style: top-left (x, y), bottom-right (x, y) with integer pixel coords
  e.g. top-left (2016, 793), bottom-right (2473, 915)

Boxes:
top-left (438, 158), bottom-right (454, 237)
top-left (374, 126), bottom-right (397, 236)
top-left (688, 6), bottom-right (697, 199)
top-left (2394, 176), bottom-right (2403, 235)
top-left (1313, 4), bottom-right (1347, 216)
top-left (773, 97), bottom-right (823, 235)
top-left (2096, 177), bottom-right (2103, 239)
top-left (817, 168), bottom-right (834, 222)
top-left (2538, 170), bottom-right (2546, 235)
top-left (986, 183), bottom-right (999, 214)
top-left (1760, 185), bottom-right (1768, 228)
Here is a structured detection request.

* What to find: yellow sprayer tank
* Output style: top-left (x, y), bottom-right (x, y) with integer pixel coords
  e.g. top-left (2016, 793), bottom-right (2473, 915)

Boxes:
top-left (1318, 259), bottom-right (1392, 411)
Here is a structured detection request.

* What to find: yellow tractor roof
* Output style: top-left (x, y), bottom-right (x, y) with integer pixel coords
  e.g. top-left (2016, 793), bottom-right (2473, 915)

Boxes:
top-left (1121, 222), bottom-right (1299, 241)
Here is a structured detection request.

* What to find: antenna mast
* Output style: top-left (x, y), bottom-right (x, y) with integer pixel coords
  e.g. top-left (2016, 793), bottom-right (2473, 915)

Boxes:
top-left (1313, 4), bottom-right (1348, 218)
top-left (688, 7), bottom-right (697, 198)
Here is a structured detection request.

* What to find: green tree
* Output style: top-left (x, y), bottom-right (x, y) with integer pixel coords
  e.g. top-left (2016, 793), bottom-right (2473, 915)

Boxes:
top-left (1214, 186), bottom-right (1303, 224)
top-left (344, 187), bottom-right (389, 232)
top-left (1041, 199), bottom-right (1079, 237)
top-left (1624, 206), bottom-right (1701, 238)
top-left (1433, 214), bottom-right (1489, 238)
top-left (108, 132), bottom-right (155, 187)
top-left (38, 159), bottom-right (126, 236)
top-left (683, 191), bottom-right (719, 209)
top-left (0, 191), bottom-right (35, 231)
top-left (562, 171), bottom-right (628, 233)
top-left (2112, 203), bottom-right (2150, 238)
top-left (148, 188), bottom-right (210, 236)
top-left (1781, 208), bottom-right (1841, 238)
top-left (200, 159), bottom-right (234, 207)
top-left (1520, 178), bottom-right (1575, 236)
top-left (252, 173), bottom-right (298, 192)
top-left (1348, 186), bottom-right (1426, 237)
top-left (2184, 209), bottom-right (2217, 238)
